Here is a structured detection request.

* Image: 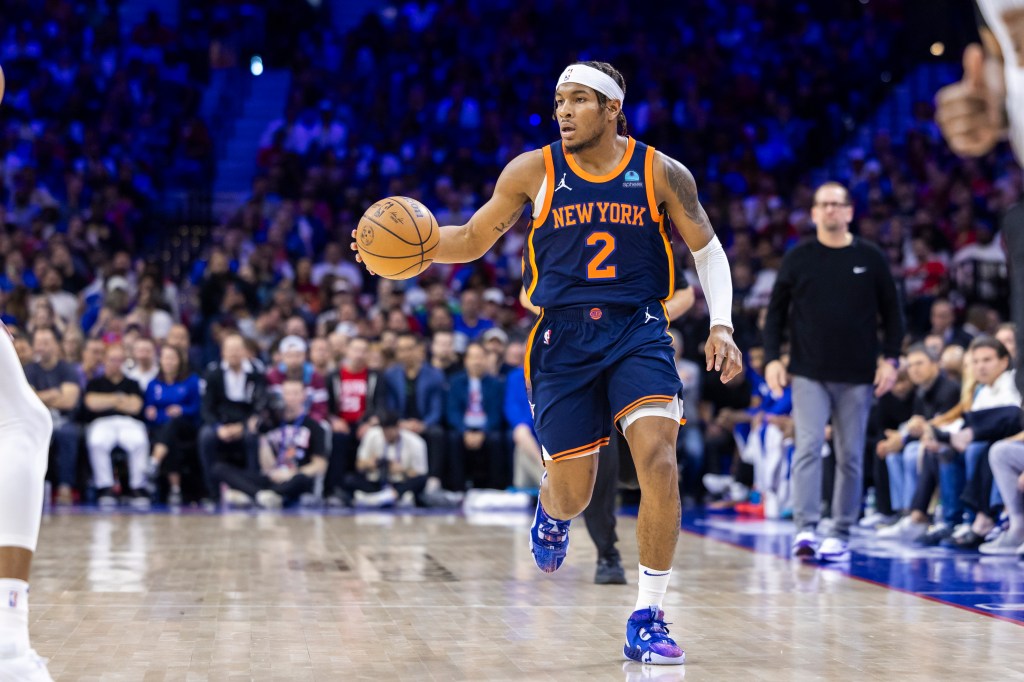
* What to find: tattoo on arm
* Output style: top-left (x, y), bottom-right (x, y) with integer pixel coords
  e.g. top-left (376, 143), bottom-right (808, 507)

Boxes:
top-left (492, 206), bottom-right (525, 235)
top-left (665, 159), bottom-right (712, 231)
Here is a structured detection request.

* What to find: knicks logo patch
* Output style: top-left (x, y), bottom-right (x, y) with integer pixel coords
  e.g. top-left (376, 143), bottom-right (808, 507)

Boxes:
top-left (589, 308), bottom-right (602, 320)
top-left (543, 329), bottom-right (552, 345)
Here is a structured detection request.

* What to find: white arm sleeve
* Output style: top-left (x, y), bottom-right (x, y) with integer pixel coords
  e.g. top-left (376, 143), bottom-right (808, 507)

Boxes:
top-left (691, 235), bottom-right (734, 331)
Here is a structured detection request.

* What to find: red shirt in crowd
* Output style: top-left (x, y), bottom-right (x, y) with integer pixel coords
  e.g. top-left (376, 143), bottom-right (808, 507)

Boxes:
top-left (337, 366), bottom-right (369, 424)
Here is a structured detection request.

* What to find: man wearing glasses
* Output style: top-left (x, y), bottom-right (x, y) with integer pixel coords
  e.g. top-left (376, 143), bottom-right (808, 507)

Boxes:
top-left (763, 182), bottom-right (905, 562)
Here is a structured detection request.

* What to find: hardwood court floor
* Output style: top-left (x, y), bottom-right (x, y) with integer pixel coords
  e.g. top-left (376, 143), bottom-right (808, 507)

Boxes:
top-left (28, 509), bottom-right (1024, 681)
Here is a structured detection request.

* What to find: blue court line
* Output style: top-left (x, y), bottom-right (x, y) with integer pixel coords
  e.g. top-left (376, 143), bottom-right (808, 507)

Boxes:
top-left (678, 510), bottom-right (1024, 627)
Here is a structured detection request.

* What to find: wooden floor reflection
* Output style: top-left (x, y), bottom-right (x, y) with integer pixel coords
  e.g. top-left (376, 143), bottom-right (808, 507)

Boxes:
top-left (29, 510), bottom-right (1023, 681)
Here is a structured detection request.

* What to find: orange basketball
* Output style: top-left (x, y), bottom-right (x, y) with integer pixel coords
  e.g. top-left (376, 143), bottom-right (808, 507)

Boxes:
top-left (356, 196), bottom-right (439, 280)
top-left (0, 64), bottom-right (5, 106)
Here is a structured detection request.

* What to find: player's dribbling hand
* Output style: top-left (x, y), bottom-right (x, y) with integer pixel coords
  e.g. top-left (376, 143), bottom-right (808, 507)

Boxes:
top-left (935, 44), bottom-right (1007, 157)
top-left (764, 359), bottom-right (787, 398)
top-left (350, 229), bottom-right (377, 276)
top-left (706, 325), bottom-right (743, 384)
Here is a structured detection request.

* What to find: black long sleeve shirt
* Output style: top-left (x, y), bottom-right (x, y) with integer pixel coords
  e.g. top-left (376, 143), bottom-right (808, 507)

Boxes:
top-left (763, 236), bottom-right (905, 384)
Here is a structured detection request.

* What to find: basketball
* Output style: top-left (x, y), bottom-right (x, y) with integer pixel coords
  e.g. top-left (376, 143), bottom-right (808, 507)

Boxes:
top-left (0, 64), bottom-right (5, 106)
top-left (356, 196), bottom-right (439, 280)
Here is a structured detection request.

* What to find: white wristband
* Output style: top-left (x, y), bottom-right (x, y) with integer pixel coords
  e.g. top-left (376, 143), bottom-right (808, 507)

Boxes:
top-left (691, 235), bottom-right (733, 331)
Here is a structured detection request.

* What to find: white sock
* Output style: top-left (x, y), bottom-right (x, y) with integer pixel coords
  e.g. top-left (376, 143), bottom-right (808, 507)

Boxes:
top-left (0, 579), bottom-right (30, 659)
top-left (635, 564), bottom-right (672, 611)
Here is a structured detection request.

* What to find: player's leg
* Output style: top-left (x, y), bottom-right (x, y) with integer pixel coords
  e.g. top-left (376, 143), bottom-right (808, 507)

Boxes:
top-left (607, 323), bottom-right (686, 666)
top-left (0, 329), bottom-right (55, 680)
top-left (619, 409), bottom-right (685, 666)
top-left (526, 317), bottom-right (610, 574)
top-left (531, 453), bottom-right (599, 573)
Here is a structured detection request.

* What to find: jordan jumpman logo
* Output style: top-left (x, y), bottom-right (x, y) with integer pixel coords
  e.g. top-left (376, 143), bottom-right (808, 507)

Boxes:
top-left (644, 307), bottom-right (660, 324)
top-left (554, 173), bottom-right (572, 192)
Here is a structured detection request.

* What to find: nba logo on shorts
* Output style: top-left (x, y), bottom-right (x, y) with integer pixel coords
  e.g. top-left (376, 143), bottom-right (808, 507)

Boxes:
top-left (543, 329), bottom-right (551, 345)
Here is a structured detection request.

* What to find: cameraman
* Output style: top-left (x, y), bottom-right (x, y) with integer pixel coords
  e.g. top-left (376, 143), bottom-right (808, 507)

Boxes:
top-left (339, 410), bottom-right (428, 507)
top-left (212, 379), bottom-right (327, 509)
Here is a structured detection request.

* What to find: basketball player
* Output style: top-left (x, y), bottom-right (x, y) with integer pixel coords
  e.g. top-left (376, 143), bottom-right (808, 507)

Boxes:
top-left (355, 61), bottom-right (741, 665)
top-left (0, 64), bottom-right (56, 681)
top-left (0, 322), bottom-right (55, 680)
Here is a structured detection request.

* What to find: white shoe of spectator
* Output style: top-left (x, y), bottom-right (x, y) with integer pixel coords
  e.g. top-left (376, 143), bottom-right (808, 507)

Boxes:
top-left (256, 490), bottom-right (283, 510)
top-left (0, 648), bottom-right (54, 681)
top-left (817, 537), bottom-right (851, 562)
top-left (979, 531), bottom-right (1024, 555)
top-left (397, 490), bottom-right (417, 508)
top-left (129, 494), bottom-right (151, 512)
top-left (97, 494), bottom-right (118, 510)
top-left (858, 511), bottom-right (897, 529)
top-left (223, 489), bottom-right (254, 509)
top-left (354, 487), bottom-right (398, 508)
top-left (298, 493), bottom-right (321, 508)
top-left (876, 516), bottom-right (928, 542)
top-left (702, 474), bottom-right (733, 495)
top-left (791, 530), bottom-right (818, 559)
top-left (727, 481), bottom-right (750, 502)
top-left (949, 523), bottom-right (972, 541)
top-left (421, 489), bottom-right (464, 508)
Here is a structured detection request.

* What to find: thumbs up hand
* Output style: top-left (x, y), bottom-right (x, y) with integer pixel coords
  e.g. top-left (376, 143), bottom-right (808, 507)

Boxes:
top-left (936, 43), bottom-right (1008, 157)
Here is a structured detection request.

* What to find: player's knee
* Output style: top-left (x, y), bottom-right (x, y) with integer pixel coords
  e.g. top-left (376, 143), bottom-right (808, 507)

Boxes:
top-left (546, 485), bottom-right (592, 519)
top-left (635, 450), bottom-right (677, 488)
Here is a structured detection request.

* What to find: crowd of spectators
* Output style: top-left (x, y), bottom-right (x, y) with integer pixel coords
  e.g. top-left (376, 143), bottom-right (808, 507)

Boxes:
top-left (0, 1), bottom-right (1021, 550)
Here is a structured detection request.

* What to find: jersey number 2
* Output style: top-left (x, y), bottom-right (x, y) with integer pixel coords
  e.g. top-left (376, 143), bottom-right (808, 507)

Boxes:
top-left (586, 232), bottom-right (617, 280)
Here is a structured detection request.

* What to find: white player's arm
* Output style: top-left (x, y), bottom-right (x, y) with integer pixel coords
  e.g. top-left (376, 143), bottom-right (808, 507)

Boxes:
top-left (433, 151), bottom-right (541, 264)
top-left (664, 286), bottom-right (694, 322)
top-left (654, 152), bottom-right (742, 382)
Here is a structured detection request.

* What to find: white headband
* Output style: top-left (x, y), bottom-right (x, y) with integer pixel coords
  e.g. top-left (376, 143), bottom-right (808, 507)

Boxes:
top-left (556, 64), bottom-right (624, 103)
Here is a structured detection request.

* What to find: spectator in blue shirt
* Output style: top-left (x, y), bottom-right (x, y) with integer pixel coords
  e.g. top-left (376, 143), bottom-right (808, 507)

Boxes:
top-left (145, 345), bottom-right (201, 506)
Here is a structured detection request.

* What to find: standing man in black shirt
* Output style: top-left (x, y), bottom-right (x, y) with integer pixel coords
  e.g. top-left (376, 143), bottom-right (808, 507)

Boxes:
top-left (764, 181), bottom-right (905, 562)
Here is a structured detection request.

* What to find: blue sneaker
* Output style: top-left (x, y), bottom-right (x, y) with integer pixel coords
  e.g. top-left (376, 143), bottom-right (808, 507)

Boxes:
top-left (530, 497), bottom-right (570, 573)
top-left (623, 606), bottom-right (685, 665)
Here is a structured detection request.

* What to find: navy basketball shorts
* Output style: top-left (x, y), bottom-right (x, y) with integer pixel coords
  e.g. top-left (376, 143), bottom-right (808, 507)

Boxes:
top-left (525, 302), bottom-right (685, 462)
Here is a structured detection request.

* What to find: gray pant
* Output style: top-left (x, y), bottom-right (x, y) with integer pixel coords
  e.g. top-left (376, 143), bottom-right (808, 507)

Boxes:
top-left (791, 376), bottom-right (874, 537)
top-left (989, 440), bottom-right (1024, 534)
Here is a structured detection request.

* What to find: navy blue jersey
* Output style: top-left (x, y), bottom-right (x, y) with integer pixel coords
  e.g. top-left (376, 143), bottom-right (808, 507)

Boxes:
top-left (523, 137), bottom-right (675, 308)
